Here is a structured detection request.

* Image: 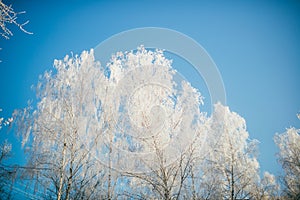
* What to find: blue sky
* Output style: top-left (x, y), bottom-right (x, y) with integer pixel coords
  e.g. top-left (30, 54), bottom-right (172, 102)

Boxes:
top-left (1, 0), bottom-right (300, 178)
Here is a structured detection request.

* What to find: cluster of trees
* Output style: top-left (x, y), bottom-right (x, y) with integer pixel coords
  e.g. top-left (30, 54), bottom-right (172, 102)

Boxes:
top-left (0, 47), bottom-right (296, 199)
top-left (1, 1), bottom-right (299, 199)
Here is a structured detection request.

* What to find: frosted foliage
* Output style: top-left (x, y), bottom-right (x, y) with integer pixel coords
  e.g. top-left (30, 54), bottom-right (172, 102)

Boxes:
top-left (248, 171), bottom-right (280, 199)
top-left (0, 109), bottom-right (12, 129)
top-left (105, 46), bottom-right (203, 173)
top-left (201, 103), bottom-right (260, 199)
top-left (108, 46), bottom-right (172, 84)
top-left (264, 172), bottom-right (276, 184)
top-left (6, 43), bottom-right (288, 198)
top-left (127, 85), bottom-right (175, 140)
top-left (274, 123), bottom-right (300, 198)
top-left (9, 44), bottom-right (284, 199)
top-left (0, 140), bottom-right (12, 158)
top-left (209, 103), bottom-right (254, 158)
top-left (14, 46), bottom-right (206, 198)
top-left (17, 49), bottom-right (110, 199)
top-left (275, 127), bottom-right (300, 161)
top-left (33, 50), bottom-right (107, 150)
top-left (0, 1), bottom-right (32, 39)
top-left (10, 45), bottom-right (281, 198)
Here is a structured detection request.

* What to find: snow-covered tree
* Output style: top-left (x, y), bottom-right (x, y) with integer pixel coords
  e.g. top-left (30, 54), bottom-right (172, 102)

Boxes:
top-left (252, 171), bottom-right (280, 200)
top-left (0, 139), bottom-right (14, 199)
top-left (0, 109), bottom-right (14, 199)
top-left (15, 50), bottom-right (113, 199)
top-left (199, 103), bottom-right (261, 199)
top-left (274, 114), bottom-right (300, 199)
top-left (106, 46), bottom-right (205, 199)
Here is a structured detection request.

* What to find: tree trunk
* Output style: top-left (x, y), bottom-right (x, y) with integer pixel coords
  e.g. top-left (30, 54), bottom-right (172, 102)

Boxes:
top-left (107, 130), bottom-right (113, 200)
top-left (65, 141), bottom-right (75, 200)
top-left (190, 165), bottom-right (196, 200)
top-left (57, 141), bottom-right (67, 200)
top-left (231, 164), bottom-right (234, 200)
top-left (65, 166), bottom-right (73, 200)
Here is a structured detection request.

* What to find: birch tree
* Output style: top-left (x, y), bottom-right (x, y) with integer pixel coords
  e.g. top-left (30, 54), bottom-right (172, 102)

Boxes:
top-left (200, 103), bottom-right (261, 199)
top-left (252, 171), bottom-right (280, 200)
top-left (104, 46), bottom-right (205, 199)
top-left (0, 139), bottom-right (14, 199)
top-left (274, 114), bottom-right (300, 199)
top-left (0, 110), bottom-right (14, 199)
top-left (15, 50), bottom-right (112, 199)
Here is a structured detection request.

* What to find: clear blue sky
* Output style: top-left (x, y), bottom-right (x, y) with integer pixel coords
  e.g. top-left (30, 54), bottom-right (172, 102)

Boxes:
top-left (1, 0), bottom-right (300, 178)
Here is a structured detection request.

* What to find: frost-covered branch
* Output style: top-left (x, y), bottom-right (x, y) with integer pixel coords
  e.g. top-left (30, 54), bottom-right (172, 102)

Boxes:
top-left (0, 0), bottom-right (32, 40)
top-left (0, 108), bottom-right (13, 129)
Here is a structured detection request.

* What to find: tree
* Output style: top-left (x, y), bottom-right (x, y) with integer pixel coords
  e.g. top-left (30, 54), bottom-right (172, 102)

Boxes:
top-left (0, 109), bottom-right (14, 199)
top-left (103, 46), bottom-right (204, 199)
top-left (199, 103), bottom-right (261, 199)
top-left (15, 50), bottom-right (112, 199)
top-left (252, 171), bottom-right (280, 200)
top-left (0, 139), bottom-right (15, 199)
top-left (274, 114), bottom-right (300, 199)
